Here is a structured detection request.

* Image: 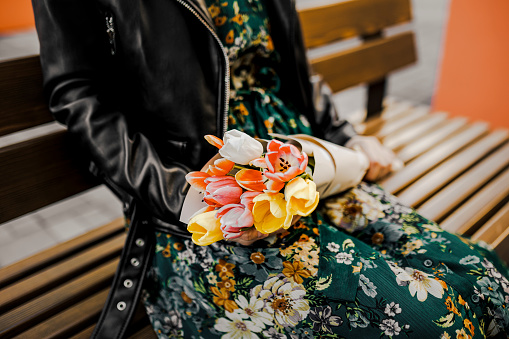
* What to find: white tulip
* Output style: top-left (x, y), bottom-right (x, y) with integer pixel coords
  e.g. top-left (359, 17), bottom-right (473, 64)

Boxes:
top-left (219, 130), bottom-right (264, 165)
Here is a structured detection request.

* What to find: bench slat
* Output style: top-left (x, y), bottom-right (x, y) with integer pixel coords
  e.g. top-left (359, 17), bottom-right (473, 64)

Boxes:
top-left (374, 106), bottom-right (429, 139)
top-left (0, 260), bottom-right (117, 338)
top-left (383, 112), bottom-right (448, 150)
top-left (69, 301), bottom-right (155, 338)
top-left (441, 168), bottom-right (509, 235)
top-left (0, 56), bottom-right (53, 137)
top-left (398, 131), bottom-right (509, 207)
top-left (359, 100), bottom-right (414, 135)
top-left (418, 142), bottom-right (509, 222)
top-left (0, 217), bottom-right (124, 289)
top-left (381, 122), bottom-right (489, 193)
top-left (396, 117), bottom-right (469, 163)
top-left (299, 0), bottom-right (412, 48)
top-left (473, 201), bottom-right (509, 245)
top-left (0, 130), bottom-right (99, 224)
top-left (11, 288), bottom-right (110, 339)
top-left (310, 32), bottom-right (416, 93)
top-left (0, 234), bottom-right (125, 313)
top-left (492, 224), bottom-right (509, 263)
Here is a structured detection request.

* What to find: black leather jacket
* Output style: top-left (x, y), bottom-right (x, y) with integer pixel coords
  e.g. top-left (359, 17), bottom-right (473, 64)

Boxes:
top-left (32, 0), bottom-right (356, 237)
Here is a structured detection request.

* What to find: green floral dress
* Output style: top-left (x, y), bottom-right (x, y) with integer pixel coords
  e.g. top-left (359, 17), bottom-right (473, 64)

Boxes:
top-left (142, 1), bottom-right (509, 338)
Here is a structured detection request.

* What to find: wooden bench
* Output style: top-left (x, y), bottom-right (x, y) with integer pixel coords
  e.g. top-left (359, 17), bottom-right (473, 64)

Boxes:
top-left (1, 0), bottom-right (508, 337)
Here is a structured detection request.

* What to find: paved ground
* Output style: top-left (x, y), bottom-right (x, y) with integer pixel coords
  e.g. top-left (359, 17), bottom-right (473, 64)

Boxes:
top-left (0, 0), bottom-right (450, 267)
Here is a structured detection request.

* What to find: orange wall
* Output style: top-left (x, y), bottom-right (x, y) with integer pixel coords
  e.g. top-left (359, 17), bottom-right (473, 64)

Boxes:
top-left (0, 0), bottom-right (35, 34)
top-left (433, 0), bottom-right (509, 128)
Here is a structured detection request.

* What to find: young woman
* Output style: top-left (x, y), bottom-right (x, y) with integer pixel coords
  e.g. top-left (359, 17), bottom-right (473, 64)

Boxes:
top-left (32, 0), bottom-right (509, 337)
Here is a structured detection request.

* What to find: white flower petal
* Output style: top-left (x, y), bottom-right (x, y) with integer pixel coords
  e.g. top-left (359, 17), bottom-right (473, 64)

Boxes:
top-left (416, 286), bottom-right (428, 302)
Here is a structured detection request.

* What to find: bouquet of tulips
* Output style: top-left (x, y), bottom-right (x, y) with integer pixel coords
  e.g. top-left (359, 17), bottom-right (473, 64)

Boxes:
top-left (183, 130), bottom-right (319, 246)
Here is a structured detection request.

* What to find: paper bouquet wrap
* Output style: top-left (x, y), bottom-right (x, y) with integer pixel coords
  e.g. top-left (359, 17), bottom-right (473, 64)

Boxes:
top-left (268, 133), bottom-right (369, 199)
top-left (180, 130), bottom-right (369, 245)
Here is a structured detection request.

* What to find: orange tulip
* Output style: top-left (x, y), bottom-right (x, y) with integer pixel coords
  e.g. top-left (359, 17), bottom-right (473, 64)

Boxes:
top-left (204, 134), bottom-right (224, 149)
top-left (265, 179), bottom-right (285, 194)
top-left (185, 171), bottom-right (210, 191)
top-left (206, 158), bottom-right (235, 176)
top-left (235, 169), bottom-right (266, 191)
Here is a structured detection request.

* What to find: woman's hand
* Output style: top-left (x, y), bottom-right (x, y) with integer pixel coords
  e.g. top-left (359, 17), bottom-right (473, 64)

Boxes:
top-left (229, 216), bottom-right (301, 246)
top-left (345, 135), bottom-right (397, 181)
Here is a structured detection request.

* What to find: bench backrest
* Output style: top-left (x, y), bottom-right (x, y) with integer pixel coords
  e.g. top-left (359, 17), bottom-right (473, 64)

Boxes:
top-left (0, 57), bottom-right (99, 224)
top-left (0, 0), bottom-right (416, 225)
top-left (301, 0), bottom-right (416, 117)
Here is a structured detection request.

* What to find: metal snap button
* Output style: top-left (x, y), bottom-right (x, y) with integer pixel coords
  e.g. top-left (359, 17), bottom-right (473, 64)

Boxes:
top-left (135, 238), bottom-right (145, 247)
top-left (124, 279), bottom-right (133, 288)
top-left (471, 294), bottom-right (480, 303)
top-left (423, 259), bottom-right (433, 267)
top-left (117, 301), bottom-right (127, 311)
top-left (131, 258), bottom-right (140, 267)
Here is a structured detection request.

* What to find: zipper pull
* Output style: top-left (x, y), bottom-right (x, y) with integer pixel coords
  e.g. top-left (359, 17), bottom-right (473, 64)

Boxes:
top-left (105, 14), bottom-right (116, 55)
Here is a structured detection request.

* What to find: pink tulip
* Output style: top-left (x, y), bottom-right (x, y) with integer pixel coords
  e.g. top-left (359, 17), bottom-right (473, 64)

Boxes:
top-left (215, 191), bottom-right (260, 239)
top-left (240, 191), bottom-right (261, 210)
top-left (203, 176), bottom-right (243, 208)
top-left (216, 204), bottom-right (252, 239)
top-left (263, 140), bottom-right (308, 183)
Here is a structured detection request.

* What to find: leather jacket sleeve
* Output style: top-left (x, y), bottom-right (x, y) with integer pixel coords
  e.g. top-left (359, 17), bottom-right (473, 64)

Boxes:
top-left (32, 0), bottom-right (190, 226)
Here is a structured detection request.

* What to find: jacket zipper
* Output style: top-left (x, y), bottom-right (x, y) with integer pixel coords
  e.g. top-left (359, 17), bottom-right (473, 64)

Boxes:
top-left (175, 0), bottom-right (230, 137)
top-left (105, 13), bottom-right (117, 56)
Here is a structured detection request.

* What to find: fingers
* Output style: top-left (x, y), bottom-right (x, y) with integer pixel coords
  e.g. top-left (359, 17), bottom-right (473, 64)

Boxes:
top-left (346, 135), bottom-right (397, 181)
top-left (229, 228), bottom-right (268, 246)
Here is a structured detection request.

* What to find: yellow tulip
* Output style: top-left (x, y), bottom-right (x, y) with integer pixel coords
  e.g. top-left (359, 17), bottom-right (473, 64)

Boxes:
top-left (284, 177), bottom-right (319, 225)
top-left (252, 193), bottom-right (289, 234)
top-left (187, 211), bottom-right (224, 246)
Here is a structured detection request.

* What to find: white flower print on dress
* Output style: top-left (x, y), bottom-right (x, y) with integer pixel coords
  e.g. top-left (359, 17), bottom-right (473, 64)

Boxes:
top-left (384, 302), bottom-right (402, 317)
top-left (379, 318), bottom-right (401, 336)
top-left (214, 311), bottom-right (262, 339)
top-left (326, 242), bottom-right (340, 253)
top-left (177, 247), bottom-right (197, 263)
top-left (232, 295), bottom-right (273, 328)
top-left (250, 276), bottom-right (310, 327)
top-left (396, 268), bottom-right (444, 302)
top-left (263, 327), bottom-right (287, 339)
top-left (359, 274), bottom-right (377, 298)
top-left (459, 255), bottom-right (480, 266)
top-left (207, 272), bottom-right (218, 285)
top-left (335, 251), bottom-right (354, 265)
top-left (482, 258), bottom-right (504, 281)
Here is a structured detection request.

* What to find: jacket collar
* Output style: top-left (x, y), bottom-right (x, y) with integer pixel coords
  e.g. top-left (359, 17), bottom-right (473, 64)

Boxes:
top-left (184, 0), bottom-right (295, 31)
top-left (184, 0), bottom-right (214, 27)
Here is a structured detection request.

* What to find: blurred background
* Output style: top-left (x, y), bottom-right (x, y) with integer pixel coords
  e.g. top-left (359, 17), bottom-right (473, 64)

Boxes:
top-left (0, 0), bottom-right (508, 267)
